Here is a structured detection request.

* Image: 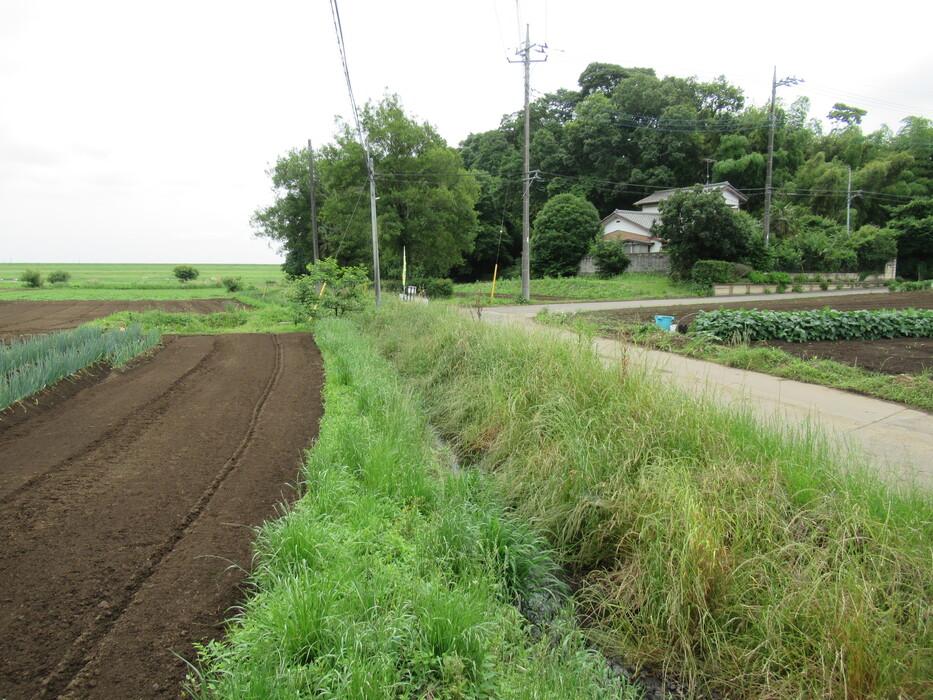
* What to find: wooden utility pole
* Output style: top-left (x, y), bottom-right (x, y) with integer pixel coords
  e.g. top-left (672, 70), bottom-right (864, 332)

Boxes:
top-left (368, 151), bottom-right (381, 306)
top-left (763, 67), bottom-right (803, 247)
top-left (307, 139), bottom-right (320, 263)
top-left (509, 24), bottom-right (547, 302)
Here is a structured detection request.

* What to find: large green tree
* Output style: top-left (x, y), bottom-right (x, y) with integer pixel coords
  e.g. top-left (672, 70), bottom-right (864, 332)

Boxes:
top-left (254, 96), bottom-right (479, 278)
top-left (531, 193), bottom-right (601, 277)
top-left (653, 187), bottom-right (760, 275)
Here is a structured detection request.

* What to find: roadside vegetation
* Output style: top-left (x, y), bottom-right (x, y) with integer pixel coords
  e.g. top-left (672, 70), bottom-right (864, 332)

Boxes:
top-left (1, 324), bottom-right (160, 410)
top-left (357, 302), bottom-right (932, 698)
top-left (189, 316), bottom-right (632, 698)
top-left (541, 311), bottom-right (933, 413)
top-left (453, 273), bottom-right (700, 304)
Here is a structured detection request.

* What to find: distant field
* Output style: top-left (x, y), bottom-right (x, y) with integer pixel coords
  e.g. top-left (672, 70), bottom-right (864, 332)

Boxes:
top-left (0, 263), bottom-right (285, 289)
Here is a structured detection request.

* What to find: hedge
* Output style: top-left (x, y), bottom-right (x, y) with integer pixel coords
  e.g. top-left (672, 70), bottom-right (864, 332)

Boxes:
top-left (382, 277), bottom-right (454, 298)
top-left (691, 260), bottom-right (737, 286)
top-left (693, 308), bottom-right (933, 342)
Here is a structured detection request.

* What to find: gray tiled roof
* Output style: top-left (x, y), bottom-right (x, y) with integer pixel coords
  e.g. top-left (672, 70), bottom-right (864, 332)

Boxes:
top-left (633, 181), bottom-right (747, 206)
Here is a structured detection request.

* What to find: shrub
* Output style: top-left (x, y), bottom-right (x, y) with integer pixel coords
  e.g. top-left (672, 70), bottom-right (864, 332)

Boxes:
top-left (694, 308), bottom-right (933, 342)
top-left (731, 262), bottom-right (753, 279)
top-left (417, 277), bottom-right (454, 298)
top-left (590, 240), bottom-right (631, 278)
top-left (221, 276), bottom-right (243, 292)
top-left (20, 270), bottom-right (42, 288)
top-left (173, 265), bottom-right (199, 282)
top-left (691, 260), bottom-right (737, 286)
top-left (290, 258), bottom-right (369, 319)
top-left (749, 271), bottom-right (791, 286)
top-left (47, 270), bottom-right (71, 285)
top-left (887, 279), bottom-right (933, 292)
top-left (531, 193), bottom-right (602, 277)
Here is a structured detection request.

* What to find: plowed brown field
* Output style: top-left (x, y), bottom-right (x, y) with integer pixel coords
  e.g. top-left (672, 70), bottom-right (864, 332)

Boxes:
top-left (0, 299), bottom-right (234, 339)
top-left (0, 333), bottom-right (323, 699)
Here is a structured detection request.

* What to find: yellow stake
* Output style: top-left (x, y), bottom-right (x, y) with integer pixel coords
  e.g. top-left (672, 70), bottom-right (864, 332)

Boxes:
top-left (489, 263), bottom-right (498, 303)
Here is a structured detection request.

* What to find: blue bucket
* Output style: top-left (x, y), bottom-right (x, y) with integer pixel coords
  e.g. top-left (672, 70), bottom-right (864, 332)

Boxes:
top-left (654, 315), bottom-right (675, 331)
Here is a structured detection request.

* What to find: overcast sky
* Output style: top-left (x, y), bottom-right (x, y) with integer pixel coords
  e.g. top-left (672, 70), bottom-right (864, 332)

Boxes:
top-left (2, 0), bottom-right (931, 264)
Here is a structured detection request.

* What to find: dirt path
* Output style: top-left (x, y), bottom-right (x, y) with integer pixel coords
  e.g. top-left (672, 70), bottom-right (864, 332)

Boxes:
top-left (0, 299), bottom-right (235, 339)
top-left (0, 333), bottom-right (323, 699)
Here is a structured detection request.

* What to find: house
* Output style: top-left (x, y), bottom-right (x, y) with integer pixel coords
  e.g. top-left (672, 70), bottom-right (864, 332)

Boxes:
top-left (600, 181), bottom-right (747, 253)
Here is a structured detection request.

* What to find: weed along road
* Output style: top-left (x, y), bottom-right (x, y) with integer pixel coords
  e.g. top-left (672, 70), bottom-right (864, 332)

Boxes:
top-left (0, 333), bottom-right (323, 699)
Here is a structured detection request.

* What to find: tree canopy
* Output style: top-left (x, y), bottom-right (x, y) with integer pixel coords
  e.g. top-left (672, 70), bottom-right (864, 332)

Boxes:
top-left (531, 193), bottom-right (601, 277)
top-left (254, 96), bottom-right (479, 278)
top-left (256, 63), bottom-right (931, 281)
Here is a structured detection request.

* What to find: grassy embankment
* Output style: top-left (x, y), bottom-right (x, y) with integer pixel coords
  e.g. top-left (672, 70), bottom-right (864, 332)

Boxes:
top-left (539, 311), bottom-right (933, 413)
top-left (453, 273), bottom-right (700, 305)
top-left (188, 316), bottom-right (633, 698)
top-left (356, 303), bottom-right (932, 698)
top-left (1, 324), bottom-right (160, 410)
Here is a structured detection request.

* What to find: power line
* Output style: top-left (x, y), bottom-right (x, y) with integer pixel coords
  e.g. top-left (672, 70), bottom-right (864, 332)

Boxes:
top-left (328, 0), bottom-right (381, 305)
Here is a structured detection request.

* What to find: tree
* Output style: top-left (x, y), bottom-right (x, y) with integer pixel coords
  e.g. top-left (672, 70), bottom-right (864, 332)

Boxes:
top-left (851, 225), bottom-right (898, 272)
top-left (531, 194), bottom-right (601, 277)
top-left (653, 187), bottom-right (758, 275)
top-left (254, 96), bottom-right (479, 279)
top-left (828, 102), bottom-right (867, 129)
top-left (888, 197), bottom-right (933, 279)
top-left (173, 265), bottom-right (199, 282)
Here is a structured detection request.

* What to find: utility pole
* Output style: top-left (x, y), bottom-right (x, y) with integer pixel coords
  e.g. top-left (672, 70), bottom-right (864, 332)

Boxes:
top-left (509, 24), bottom-right (547, 302)
top-left (846, 166), bottom-right (852, 236)
top-left (763, 67), bottom-right (803, 247)
top-left (307, 139), bottom-right (320, 263)
top-left (367, 151), bottom-right (381, 306)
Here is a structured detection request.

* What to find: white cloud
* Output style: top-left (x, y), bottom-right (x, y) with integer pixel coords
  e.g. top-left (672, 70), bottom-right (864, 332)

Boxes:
top-left (0, 0), bottom-right (930, 263)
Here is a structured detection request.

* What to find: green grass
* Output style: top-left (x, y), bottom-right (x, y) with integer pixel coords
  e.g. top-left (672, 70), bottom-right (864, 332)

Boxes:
top-left (1, 324), bottom-right (160, 410)
top-left (453, 273), bottom-right (701, 305)
top-left (0, 287), bottom-right (242, 301)
top-left (357, 302), bottom-right (932, 698)
top-left (90, 291), bottom-right (309, 335)
top-left (0, 263), bottom-right (284, 290)
top-left (188, 315), bottom-right (633, 699)
top-left (543, 312), bottom-right (933, 413)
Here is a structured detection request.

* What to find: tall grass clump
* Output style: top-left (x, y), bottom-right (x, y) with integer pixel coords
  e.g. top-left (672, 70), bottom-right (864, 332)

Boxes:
top-left (189, 317), bottom-right (632, 699)
top-left (358, 303), bottom-right (933, 698)
top-left (1, 324), bottom-right (160, 409)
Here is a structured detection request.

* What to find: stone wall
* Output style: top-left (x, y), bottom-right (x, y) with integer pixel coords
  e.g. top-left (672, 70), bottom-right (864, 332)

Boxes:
top-left (578, 252), bottom-right (671, 275)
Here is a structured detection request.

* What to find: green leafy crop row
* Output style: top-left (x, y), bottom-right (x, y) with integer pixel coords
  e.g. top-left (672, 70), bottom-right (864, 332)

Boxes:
top-left (693, 307), bottom-right (933, 342)
top-left (1, 324), bottom-right (160, 410)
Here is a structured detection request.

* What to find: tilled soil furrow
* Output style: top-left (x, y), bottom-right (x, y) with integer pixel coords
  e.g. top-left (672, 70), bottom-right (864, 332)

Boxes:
top-left (41, 336), bottom-right (286, 698)
top-left (0, 337), bottom-right (220, 506)
top-left (0, 333), bottom-right (321, 700)
top-left (62, 335), bottom-right (324, 700)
